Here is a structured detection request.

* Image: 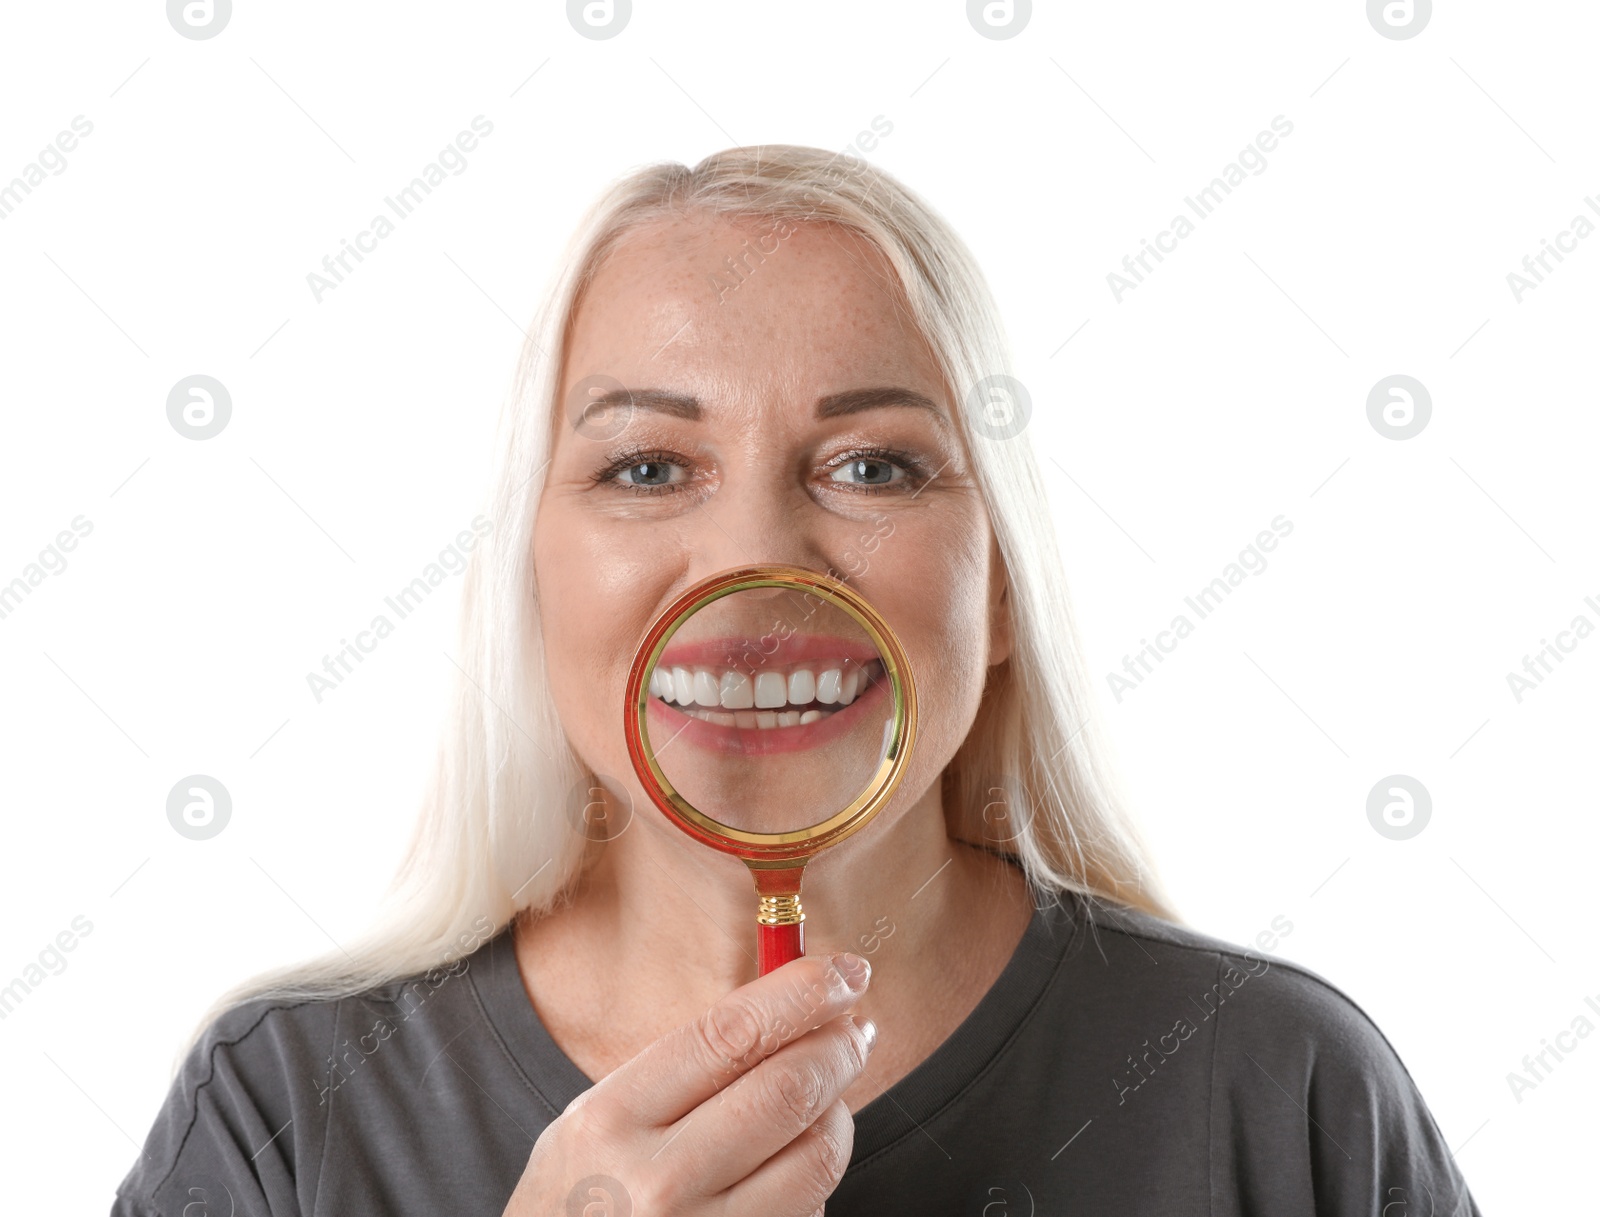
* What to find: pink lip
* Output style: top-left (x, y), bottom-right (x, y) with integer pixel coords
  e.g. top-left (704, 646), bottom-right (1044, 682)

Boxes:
top-left (644, 667), bottom-right (890, 757)
top-left (657, 633), bottom-right (881, 673)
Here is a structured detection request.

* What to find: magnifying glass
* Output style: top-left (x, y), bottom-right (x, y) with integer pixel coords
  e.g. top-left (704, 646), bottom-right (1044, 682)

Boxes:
top-left (624, 564), bottom-right (918, 976)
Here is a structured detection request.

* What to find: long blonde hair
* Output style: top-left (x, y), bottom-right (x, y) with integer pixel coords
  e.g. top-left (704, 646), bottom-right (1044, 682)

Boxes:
top-left (183, 144), bottom-right (1179, 1061)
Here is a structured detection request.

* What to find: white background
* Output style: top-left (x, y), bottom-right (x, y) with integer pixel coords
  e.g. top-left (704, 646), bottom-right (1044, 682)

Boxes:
top-left (1, 1), bottom-right (1593, 1211)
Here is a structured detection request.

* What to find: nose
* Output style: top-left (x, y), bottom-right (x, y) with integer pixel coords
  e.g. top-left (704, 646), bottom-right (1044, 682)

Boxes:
top-left (687, 470), bottom-right (831, 579)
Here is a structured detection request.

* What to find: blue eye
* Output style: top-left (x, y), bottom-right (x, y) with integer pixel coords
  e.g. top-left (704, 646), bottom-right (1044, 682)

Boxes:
top-left (829, 457), bottom-right (906, 487)
top-left (596, 447), bottom-right (925, 496)
top-left (615, 459), bottom-right (686, 489)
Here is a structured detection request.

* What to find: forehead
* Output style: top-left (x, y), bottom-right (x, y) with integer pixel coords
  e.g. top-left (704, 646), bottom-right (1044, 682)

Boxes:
top-left (563, 212), bottom-right (944, 398)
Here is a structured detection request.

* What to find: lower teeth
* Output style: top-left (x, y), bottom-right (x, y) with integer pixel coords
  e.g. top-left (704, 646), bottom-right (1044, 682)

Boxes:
top-left (659, 704), bottom-right (840, 729)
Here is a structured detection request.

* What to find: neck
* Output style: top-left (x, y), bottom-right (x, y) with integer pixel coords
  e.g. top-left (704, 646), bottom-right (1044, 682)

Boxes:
top-left (513, 779), bottom-right (1033, 1078)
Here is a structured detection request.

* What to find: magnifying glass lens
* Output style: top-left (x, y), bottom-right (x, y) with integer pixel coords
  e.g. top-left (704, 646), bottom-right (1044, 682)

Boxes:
top-left (642, 585), bottom-right (896, 835)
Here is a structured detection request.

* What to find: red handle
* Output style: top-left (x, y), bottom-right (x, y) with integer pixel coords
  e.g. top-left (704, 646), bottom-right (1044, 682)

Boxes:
top-left (757, 920), bottom-right (804, 976)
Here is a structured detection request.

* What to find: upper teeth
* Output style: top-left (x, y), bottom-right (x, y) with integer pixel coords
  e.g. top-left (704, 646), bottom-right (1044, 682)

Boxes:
top-left (650, 659), bottom-right (879, 728)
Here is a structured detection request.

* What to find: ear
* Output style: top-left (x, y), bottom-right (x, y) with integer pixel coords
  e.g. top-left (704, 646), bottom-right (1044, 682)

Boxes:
top-left (987, 540), bottom-right (1014, 669)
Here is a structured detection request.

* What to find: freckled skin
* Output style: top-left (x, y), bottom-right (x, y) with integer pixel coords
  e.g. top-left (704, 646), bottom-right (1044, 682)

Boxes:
top-left (520, 211), bottom-right (1031, 1113)
top-left (536, 213), bottom-right (1009, 814)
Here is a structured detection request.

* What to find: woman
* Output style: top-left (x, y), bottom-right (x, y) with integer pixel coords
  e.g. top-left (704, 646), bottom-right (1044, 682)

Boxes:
top-left (113, 147), bottom-right (1482, 1216)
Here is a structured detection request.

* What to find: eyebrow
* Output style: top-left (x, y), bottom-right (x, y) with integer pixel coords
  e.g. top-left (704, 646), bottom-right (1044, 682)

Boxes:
top-left (577, 386), bottom-right (945, 424)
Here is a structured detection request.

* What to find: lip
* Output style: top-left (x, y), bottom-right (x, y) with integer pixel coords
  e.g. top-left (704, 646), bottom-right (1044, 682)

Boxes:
top-left (644, 662), bottom-right (891, 757)
top-left (656, 632), bottom-right (882, 673)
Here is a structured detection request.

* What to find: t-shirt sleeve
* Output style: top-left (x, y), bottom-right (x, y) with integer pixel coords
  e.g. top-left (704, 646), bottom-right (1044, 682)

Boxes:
top-left (1209, 951), bottom-right (1485, 1216)
top-left (110, 998), bottom-right (338, 1217)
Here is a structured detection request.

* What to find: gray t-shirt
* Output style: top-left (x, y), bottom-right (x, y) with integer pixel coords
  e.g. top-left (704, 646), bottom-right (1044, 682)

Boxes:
top-left (111, 886), bottom-right (1483, 1215)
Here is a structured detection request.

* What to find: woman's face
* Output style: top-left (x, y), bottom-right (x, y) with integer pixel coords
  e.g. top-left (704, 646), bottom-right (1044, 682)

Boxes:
top-left (533, 211), bottom-right (1011, 843)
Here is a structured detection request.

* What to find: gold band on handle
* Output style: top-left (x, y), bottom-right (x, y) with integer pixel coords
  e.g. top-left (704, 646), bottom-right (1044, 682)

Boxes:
top-left (756, 893), bottom-right (805, 926)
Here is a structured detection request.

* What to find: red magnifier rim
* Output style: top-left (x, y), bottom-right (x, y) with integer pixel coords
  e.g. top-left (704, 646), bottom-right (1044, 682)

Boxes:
top-left (623, 564), bottom-right (918, 863)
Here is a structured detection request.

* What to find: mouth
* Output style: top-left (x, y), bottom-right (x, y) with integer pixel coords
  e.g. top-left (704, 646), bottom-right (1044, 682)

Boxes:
top-left (643, 639), bottom-right (889, 756)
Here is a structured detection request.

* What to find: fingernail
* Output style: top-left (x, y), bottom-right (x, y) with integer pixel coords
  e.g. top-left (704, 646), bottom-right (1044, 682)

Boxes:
top-left (851, 1014), bottom-right (878, 1051)
top-left (832, 952), bottom-right (871, 990)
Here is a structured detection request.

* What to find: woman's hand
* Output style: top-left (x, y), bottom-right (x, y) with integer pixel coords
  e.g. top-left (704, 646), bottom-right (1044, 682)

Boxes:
top-left (502, 951), bottom-right (876, 1217)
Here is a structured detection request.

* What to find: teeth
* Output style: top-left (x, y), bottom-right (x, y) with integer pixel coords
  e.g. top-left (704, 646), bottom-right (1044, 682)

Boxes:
top-left (652, 658), bottom-right (882, 728)
top-left (694, 669), bottom-right (721, 708)
top-left (672, 703), bottom-right (846, 729)
top-left (815, 668), bottom-right (841, 705)
top-left (720, 669), bottom-right (754, 710)
top-left (787, 669), bottom-right (815, 705)
top-left (753, 671), bottom-right (787, 709)
top-left (839, 666), bottom-right (859, 706)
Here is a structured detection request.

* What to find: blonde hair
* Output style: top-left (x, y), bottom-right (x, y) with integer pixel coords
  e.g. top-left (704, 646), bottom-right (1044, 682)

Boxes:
top-left (183, 144), bottom-right (1179, 1062)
